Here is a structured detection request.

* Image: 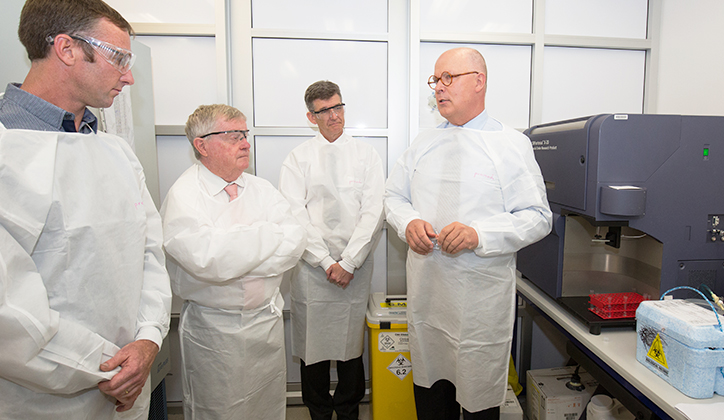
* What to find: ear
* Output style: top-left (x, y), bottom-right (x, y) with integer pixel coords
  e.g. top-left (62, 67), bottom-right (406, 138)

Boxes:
top-left (193, 137), bottom-right (209, 158)
top-left (306, 111), bottom-right (318, 126)
top-left (475, 72), bottom-right (487, 93)
top-left (51, 34), bottom-right (80, 67)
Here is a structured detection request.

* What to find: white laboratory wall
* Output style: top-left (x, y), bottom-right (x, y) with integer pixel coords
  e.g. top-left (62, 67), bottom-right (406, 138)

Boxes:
top-left (0, 0), bottom-right (29, 88)
top-left (420, 0), bottom-right (533, 34)
top-left (656, 0), bottom-right (724, 116)
top-left (541, 47), bottom-right (646, 123)
top-left (252, 0), bottom-right (387, 33)
top-left (251, 38), bottom-right (388, 128)
top-left (136, 36), bottom-right (217, 126)
top-left (156, 135), bottom-right (197, 201)
top-left (106, 0), bottom-right (215, 24)
top-left (545, 0), bottom-right (648, 38)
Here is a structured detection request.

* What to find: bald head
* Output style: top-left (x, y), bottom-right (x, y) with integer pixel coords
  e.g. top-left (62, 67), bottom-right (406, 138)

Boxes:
top-left (433, 48), bottom-right (488, 126)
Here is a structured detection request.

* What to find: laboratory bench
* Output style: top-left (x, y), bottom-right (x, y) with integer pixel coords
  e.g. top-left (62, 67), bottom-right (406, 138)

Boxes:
top-left (516, 275), bottom-right (724, 420)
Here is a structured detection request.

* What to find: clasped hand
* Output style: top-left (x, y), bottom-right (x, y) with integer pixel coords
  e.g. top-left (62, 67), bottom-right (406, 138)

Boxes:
top-left (405, 219), bottom-right (478, 255)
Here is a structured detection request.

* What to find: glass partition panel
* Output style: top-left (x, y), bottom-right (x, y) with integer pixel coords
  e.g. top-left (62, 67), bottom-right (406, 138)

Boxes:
top-left (421, 0), bottom-right (533, 34)
top-left (545, 0), bottom-right (648, 39)
top-left (252, 38), bottom-right (388, 129)
top-left (106, 0), bottom-right (215, 24)
top-left (137, 36), bottom-right (217, 126)
top-left (156, 135), bottom-right (196, 203)
top-left (252, 0), bottom-right (387, 33)
top-left (541, 46), bottom-right (645, 123)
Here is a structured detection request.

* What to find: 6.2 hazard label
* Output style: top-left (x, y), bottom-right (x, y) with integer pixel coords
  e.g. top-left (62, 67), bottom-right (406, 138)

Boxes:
top-left (387, 354), bottom-right (412, 380)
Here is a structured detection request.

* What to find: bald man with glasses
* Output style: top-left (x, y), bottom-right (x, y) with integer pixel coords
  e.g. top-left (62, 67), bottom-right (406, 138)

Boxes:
top-left (279, 80), bottom-right (384, 420)
top-left (385, 48), bottom-right (552, 420)
top-left (0, 1), bottom-right (171, 419)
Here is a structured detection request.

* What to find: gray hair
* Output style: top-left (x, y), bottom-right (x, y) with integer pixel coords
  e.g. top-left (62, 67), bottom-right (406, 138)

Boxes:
top-left (185, 104), bottom-right (246, 159)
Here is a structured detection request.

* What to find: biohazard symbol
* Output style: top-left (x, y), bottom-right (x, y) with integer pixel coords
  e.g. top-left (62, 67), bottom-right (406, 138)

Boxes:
top-left (646, 333), bottom-right (668, 369)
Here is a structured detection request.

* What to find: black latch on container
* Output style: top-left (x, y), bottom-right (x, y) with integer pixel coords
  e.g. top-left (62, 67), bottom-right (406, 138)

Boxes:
top-left (385, 297), bottom-right (406, 304)
top-left (380, 321), bottom-right (391, 330)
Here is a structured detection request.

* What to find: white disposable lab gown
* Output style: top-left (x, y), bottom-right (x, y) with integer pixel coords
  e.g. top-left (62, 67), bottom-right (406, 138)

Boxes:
top-left (0, 126), bottom-right (171, 419)
top-left (384, 126), bottom-right (552, 412)
top-left (161, 163), bottom-right (306, 420)
top-left (279, 132), bottom-right (384, 364)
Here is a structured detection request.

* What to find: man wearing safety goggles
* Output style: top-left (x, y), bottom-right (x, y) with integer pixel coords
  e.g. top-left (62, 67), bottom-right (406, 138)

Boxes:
top-left (279, 81), bottom-right (385, 420)
top-left (0, 1), bottom-right (171, 419)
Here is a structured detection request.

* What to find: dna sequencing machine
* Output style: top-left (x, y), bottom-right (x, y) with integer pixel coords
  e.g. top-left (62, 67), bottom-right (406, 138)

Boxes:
top-left (517, 114), bottom-right (724, 400)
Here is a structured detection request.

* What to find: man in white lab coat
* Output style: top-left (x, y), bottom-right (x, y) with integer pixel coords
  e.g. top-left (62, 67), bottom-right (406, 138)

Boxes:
top-left (0, 0), bottom-right (171, 419)
top-left (161, 104), bottom-right (307, 420)
top-left (279, 81), bottom-right (385, 420)
top-left (384, 48), bottom-right (552, 420)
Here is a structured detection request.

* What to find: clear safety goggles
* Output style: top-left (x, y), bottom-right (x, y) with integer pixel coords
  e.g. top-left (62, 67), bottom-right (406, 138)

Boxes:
top-left (311, 103), bottom-right (345, 119)
top-left (47, 34), bottom-right (136, 74)
top-left (199, 130), bottom-right (250, 144)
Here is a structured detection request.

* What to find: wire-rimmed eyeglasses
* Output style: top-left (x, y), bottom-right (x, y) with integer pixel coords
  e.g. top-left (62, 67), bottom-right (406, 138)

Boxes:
top-left (428, 71), bottom-right (479, 89)
top-left (199, 130), bottom-right (249, 143)
top-left (311, 103), bottom-right (345, 119)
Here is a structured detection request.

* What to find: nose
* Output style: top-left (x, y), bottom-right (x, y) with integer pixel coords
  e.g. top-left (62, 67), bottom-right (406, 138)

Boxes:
top-left (239, 137), bottom-right (251, 149)
top-left (329, 108), bottom-right (342, 120)
top-left (121, 69), bottom-right (135, 86)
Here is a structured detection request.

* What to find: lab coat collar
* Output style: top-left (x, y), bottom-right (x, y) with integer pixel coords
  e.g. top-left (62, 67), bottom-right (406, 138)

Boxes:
top-left (313, 130), bottom-right (351, 146)
top-left (197, 163), bottom-right (246, 198)
top-left (439, 109), bottom-right (503, 131)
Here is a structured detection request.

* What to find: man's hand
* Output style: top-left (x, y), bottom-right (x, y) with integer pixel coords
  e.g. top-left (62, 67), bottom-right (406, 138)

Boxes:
top-left (405, 219), bottom-right (437, 255)
top-left (98, 339), bottom-right (159, 412)
top-left (326, 263), bottom-right (354, 289)
top-left (438, 222), bottom-right (479, 255)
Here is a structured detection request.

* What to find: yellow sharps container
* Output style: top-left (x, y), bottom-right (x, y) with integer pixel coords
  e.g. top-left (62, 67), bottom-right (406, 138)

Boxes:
top-left (365, 293), bottom-right (417, 420)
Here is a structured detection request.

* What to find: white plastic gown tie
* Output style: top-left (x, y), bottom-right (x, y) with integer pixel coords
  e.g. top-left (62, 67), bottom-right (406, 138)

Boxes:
top-left (265, 287), bottom-right (282, 317)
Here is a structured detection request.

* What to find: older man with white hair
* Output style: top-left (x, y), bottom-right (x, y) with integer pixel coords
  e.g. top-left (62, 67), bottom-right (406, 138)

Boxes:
top-left (161, 104), bottom-right (306, 419)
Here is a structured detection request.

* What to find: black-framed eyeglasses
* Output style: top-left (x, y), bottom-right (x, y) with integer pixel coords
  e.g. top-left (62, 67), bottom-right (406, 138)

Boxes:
top-left (199, 130), bottom-right (249, 143)
top-left (312, 103), bottom-right (345, 118)
top-left (428, 71), bottom-right (479, 89)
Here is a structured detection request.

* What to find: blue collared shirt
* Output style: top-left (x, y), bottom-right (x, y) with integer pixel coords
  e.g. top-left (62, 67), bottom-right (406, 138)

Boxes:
top-left (0, 83), bottom-right (98, 133)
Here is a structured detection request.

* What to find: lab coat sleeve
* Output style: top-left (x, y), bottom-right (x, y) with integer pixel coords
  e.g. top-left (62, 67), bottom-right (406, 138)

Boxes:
top-left (133, 173), bottom-right (172, 347)
top-left (0, 131), bottom-right (118, 394)
top-left (162, 183), bottom-right (304, 282)
top-left (244, 188), bottom-right (307, 277)
top-left (339, 149), bottom-right (385, 269)
top-left (0, 226), bottom-right (120, 394)
top-left (278, 152), bottom-right (334, 269)
top-left (384, 150), bottom-right (423, 242)
top-left (471, 132), bottom-right (552, 257)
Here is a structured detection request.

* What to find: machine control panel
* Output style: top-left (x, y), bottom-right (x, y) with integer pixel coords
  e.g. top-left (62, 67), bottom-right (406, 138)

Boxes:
top-left (708, 214), bottom-right (723, 242)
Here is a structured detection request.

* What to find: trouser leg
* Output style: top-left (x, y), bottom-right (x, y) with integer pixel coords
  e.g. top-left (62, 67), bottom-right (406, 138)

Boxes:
top-left (413, 379), bottom-right (461, 420)
top-left (463, 406), bottom-right (500, 420)
top-left (300, 359), bottom-right (334, 420)
top-left (332, 355), bottom-right (366, 420)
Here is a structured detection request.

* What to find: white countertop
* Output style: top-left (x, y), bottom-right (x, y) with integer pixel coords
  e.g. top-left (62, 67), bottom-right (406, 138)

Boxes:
top-left (516, 275), bottom-right (724, 420)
